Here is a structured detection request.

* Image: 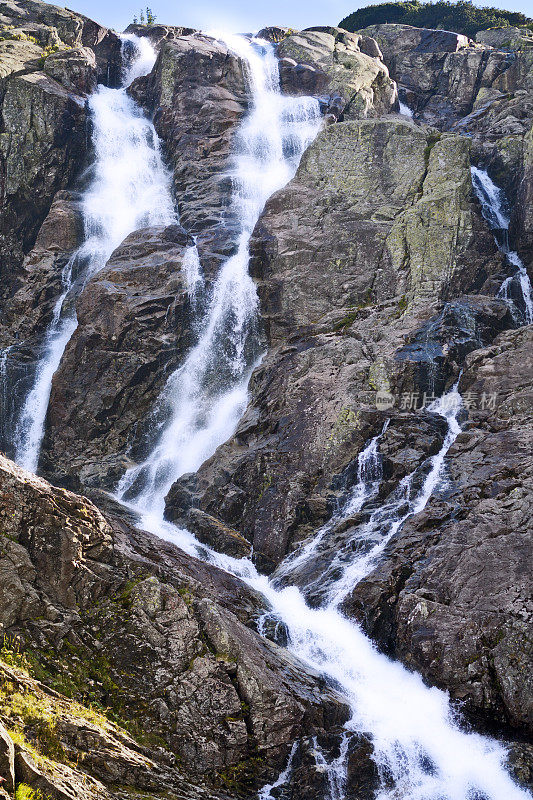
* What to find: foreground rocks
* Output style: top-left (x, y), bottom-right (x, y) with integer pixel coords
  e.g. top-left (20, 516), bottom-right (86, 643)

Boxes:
top-left (0, 454), bottom-right (350, 797)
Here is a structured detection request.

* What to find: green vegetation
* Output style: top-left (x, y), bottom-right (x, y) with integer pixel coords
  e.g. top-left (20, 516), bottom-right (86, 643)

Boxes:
top-left (132, 7), bottom-right (157, 25)
top-left (339, 1), bottom-right (532, 39)
top-left (15, 786), bottom-right (46, 800)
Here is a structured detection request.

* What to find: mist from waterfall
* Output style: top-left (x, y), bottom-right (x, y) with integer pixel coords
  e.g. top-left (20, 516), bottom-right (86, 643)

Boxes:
top-left (12, 35), bottom-right (177, 473)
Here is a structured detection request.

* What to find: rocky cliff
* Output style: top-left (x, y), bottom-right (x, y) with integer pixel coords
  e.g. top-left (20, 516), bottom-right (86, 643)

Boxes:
top-left (0, 5), bottom-right (532, 799)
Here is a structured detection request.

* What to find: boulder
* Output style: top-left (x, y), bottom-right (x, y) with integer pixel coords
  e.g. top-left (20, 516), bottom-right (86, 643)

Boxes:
top-left (124, 22), bottom-right (196, 48)
top-left (43, 44), bottom-right (97, 94)
top-left (0, 190), bottom-right (83, 459)
top-left (277, 28), bottom-right (397, 118)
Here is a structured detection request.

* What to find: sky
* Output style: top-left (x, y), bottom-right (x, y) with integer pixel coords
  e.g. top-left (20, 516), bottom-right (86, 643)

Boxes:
top-left (72, 0), bottom-right (533, 35)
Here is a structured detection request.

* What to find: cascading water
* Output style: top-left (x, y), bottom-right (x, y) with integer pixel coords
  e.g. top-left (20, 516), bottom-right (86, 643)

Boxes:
top-left (172, 382), bottom-right (529, 800)
top-left (104, 35), bottom-right (531, 800)
top-left (115, 35), bottom-right (322, 526)
top-left (11, 34), bottom-right (178, 473)
top-left (471, 166), bottom-right (533, 324)
top-left (274, 420), bottom-right (389, 584)
top-left (325, 390), bottom-right (462, 608)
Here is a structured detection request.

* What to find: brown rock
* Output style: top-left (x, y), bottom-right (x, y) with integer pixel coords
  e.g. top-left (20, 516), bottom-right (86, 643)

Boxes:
top-left (343, 326), bottom-right (533, 735)
top-left (41, 224), bottom-right (197, 489)
top-left (0, 723), bottom-right (14, 795)
top-left (0, 453), bottom-right (350, 794)
top-left (128, 35), bottom-right (249, 274)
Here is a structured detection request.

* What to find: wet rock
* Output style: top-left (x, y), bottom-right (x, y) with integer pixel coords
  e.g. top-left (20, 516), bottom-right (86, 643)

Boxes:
top-left (0, 0), bottom-right (121, 314)
top-left (128, 34), bottom-right (249, 275)
top-left (165, 117), bottom-right (502, 569)
top-left (343, 326), bottom-right (533, 735)
top-left (0, 454), bottom-right (350, 795)
top-left (40, 224), bottom-right (197, 489)
top-left (287, 732), bottom-right (379, 800)
top-left (394, 295), bottom-right (515, 398)
top-left (185, 509), bottom-right (252, 558)
top-left (0, 67), bottom-right (88, 306)
top-left (506, 742), bottom-right (533, 793)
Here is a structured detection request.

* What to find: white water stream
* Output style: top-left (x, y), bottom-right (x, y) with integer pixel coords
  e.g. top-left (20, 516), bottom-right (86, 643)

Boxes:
top-left (107, 36), bottom-right (530, 800)
top-left (115, 35), bottom-right (322, 523)
top-left (471, 166), bottom-right (533, 324)
top-left (12, 35), bottom-right (178, 472)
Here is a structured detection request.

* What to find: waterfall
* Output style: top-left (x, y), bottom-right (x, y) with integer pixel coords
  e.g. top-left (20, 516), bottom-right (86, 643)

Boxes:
top-left (274, 420), bottom-right (389, 584)
top-left (104, 36), bottom-right (529, 800)
top-left (115, 35), bottom-right (322, 525)
top-left (11, 35), bottom-right (177, 473)
top-left (325, 389), bottom-right (461, 608)
top-left (3, 23), bottom-right (527, 799)
top-left (174, 383), bottom-right (528, 800)
top-left (399, 100), bottom-right (413, 118)
top-left (471, 166), bottom-right (533, 324)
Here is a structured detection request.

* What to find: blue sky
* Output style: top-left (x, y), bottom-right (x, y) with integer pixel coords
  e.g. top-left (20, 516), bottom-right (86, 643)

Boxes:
top-left (74, 0), bottom-right (532, 33)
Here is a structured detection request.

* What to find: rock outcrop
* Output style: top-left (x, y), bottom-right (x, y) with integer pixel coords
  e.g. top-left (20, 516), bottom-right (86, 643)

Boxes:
top-left (343, 325), bottom-right (533, 736)
top-left (128, 35), bottom-right (249, 275)
top-left (0, 0), bottom-right (120, 305)
top-left (165, 116), bottom-right (503, 569)
top-left (0, 454), bottom-right (349, 796)
top-left (277, 27), bottom-right (397, 119)
top-left (40, 224), bottom-right (197, 489)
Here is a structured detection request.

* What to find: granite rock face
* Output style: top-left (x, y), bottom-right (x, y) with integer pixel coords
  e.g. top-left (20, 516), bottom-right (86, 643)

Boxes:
top-left (165, 116), bottom-right (503, 569)
top-left (344, 326), bottom-right (533, 736)
top-left (357, 22), bottom-right (533, 277)
top-left (1, 6), bottom-right (533, 796)
top-left (277, 27), bottom-right (397, 119)
top-left (0, 454), bottom-right (349, 796)
top-left (40, 224), bottom-right (197, 490)
top-left (128, 34), bottom-right (249, 275)
top-left (357, 23), bottom-right (511, 127)
top-left (0, 0), bottom-right (121, 304)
